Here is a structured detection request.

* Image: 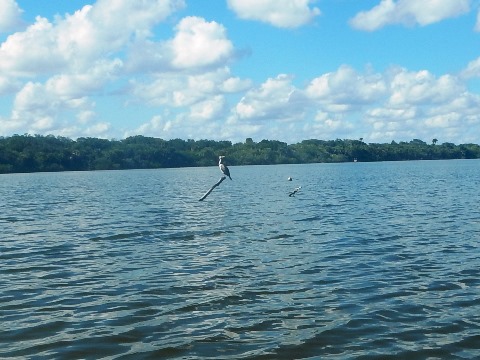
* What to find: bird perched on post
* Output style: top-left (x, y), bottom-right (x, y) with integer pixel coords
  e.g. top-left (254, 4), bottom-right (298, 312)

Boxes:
top-left (218, 156), bottom-right (232, 180)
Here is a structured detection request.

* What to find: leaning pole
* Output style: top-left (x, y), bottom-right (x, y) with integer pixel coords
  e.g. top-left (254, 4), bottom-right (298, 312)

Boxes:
top-left (199, 176), bottom-right (226, 201)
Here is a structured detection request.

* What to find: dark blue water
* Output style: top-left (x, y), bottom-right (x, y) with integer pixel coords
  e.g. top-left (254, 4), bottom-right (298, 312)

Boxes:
top-left (1, 160), bottom-right (480, 359)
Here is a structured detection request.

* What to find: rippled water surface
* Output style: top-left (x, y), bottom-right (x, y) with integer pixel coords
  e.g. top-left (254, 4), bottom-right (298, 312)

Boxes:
top-left (1, 160), bottom-right (480, 359)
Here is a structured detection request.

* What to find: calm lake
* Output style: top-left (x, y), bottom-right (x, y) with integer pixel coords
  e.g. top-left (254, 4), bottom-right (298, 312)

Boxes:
top-left (1, 160), bottom-right (480, 359)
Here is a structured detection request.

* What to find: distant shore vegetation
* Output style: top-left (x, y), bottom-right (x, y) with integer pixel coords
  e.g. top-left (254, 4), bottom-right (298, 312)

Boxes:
top-left (1, 134), bottom-right (479, 174)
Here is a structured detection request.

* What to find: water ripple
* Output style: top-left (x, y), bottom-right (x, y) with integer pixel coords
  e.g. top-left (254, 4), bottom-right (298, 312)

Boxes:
top-left (1, 162), bottom-right (480, 359)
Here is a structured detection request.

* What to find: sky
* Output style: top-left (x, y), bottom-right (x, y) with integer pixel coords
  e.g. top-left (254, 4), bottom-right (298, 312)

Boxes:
top-left (1, 0), bottom-right (480, 145)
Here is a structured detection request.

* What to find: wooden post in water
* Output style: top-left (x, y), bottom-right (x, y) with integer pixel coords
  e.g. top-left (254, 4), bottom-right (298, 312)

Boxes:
top-left (289, 186), bottom-right (301, 197)
top-left (199, 176), bottom-right (226, 201)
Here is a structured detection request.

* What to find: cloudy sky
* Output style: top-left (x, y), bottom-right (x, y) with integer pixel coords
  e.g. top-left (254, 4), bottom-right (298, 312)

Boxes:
top-left (1, 0), bottom-right (480, 144)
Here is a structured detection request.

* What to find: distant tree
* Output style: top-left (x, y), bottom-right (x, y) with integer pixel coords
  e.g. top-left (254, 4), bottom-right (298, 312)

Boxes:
top-left (410, 139), bottom-right (427, 146)
top-left (0, 134), bottom-right (479, 174)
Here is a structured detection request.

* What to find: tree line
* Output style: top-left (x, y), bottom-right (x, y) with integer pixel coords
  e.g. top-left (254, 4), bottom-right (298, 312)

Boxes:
top-left (0, 134), bottom-right (479, 174)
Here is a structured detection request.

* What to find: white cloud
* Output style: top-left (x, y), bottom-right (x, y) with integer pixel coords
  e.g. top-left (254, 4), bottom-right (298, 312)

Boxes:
top-left (45, 59), bottom-right (123, 98)
top-left (312, 111), bottom-right (354, 133)
top-left (0, 116), bottom-right (22, 133)
top-left (128, 111), bottom-right (225, 140)
top-left (11, 80), bottom-right (98, 134)
top-left (235, 74), bottom-right (304, 121)
top-left (387, 68), bottom-right (465, 106)
top-left (428, 92), bottom-right (480, 118)
top-left (424, 113), bottom-right (461, 128)
top-left (0, 17), bottom-right (67, 76)
top-left (131, 68), bottom-right (241, 107)
top-left (13, 82), bottom-right (54, 115)
top-left (0, 75), bottom-right (21, 95)
top-left (4, 58), bottom-right (122, 136)
top-left (227, 0), bottom-right (320, 28)
top-left (221, 76), bottom-right (253, 93)
top-left (0, 0), bottom-right (23, 32)
top-left (127, 68), bottom-right (248, 139)
top-left (360, 68), bottom-right (480, 143)
top-left (350, 0), bottom-right (470, 31)
top-left (59, 0), bottom-right (185, 62)
top-left (366, 107), bottom-right (417, 122)
top-left (287, 110), bottom-right (358, 143)
top-left (224, 65), bottom-right (480, 143)
top-left (0, 1), bottom-right (185, 77)
top-left (77, 110), bottom-right (96, 124)
top-left (0, 0), bottom-right (188, 139)
top-left (124, 39), bottom-right (170, 73)
top-left (306, 65), bottom-right (387, 108)
top-left (1, 0), bottom-right (479, 144)
top-left (128, 115), bottom-right (172, 138)
top-left (84, 122), bottom-right (111, 137)
top-left (125, 16), bottom-right (236, 73)
top-left (91, 0), bottom-right (184, 37)
top-left (461, 57), bottom-right (480, 79)
top-left (170, 17), bottom-right (235, 69)
top-left (130, 74), bottom-right (302, 141)
top-left (189, 95), bottom-right (226, 120)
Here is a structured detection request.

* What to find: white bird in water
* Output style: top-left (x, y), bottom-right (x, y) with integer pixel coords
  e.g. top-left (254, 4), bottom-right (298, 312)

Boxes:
top-left (218, 156), bottom-right (232, 180)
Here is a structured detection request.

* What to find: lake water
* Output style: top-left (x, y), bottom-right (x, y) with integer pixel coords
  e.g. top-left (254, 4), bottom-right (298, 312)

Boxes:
top-left (1, 160), bottom-right (480, 359)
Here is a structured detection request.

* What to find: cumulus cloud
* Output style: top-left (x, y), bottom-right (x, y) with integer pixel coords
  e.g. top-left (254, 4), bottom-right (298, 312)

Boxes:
top-left (235, 74), bottom-right (304, 121)
top-left (0, 0), bottom-right (185, 76)
top-left (0, 17), bottom-right (66, 76)
top-left (11, 80), bottom-right (98, 134)
top-left (170, 17), bottom-right (235, 69)
top-left (387, 68), bottom-right (465, 106)
top-left (0, 0), bottom-right (191, 138)
top-left (128, 111), bottom-right (225, 140)
top-left (306, 111), bottom-right (356, 141)
top-left (129, 73), bottom-right (305, 141)
top-left (125, 61), bottom-right (255, 140)
top-left (46, 59), bottom-right (123, 98)
top-left (350, 0), bottom-right (470, 31)
top-left (189, 95), bottom-right (226, 120)
top-left (366, 107), bottom-right (417, 122)
top-left (0, 0), bottom-right (23, 32)
top-left (1, 0), bottom-right (479, 144)
top-left (362, 67), bottom-right (480, 142)
top-left (461, 57), bottom-right (480, 79)
top-left (0, 0), bottom-right (186, 76)
top-left (3, 57), bottom-right (123, 136)
top-left (0, 75), bottom-right (21, 95)
top-left (125, 16), bottom-right (236, 74)
top-left (131, 67), bottom-right (241, 107)
top-left (228, 65), bottom-right (480, 144)
top-left (221, 76), bottom-right (253, 93)
top-left (227, 0), bottom-right (320, 28)
top-left (306, 65), bottom-right (387, 110)
top-left (127, 67), bottom-right (251, 139)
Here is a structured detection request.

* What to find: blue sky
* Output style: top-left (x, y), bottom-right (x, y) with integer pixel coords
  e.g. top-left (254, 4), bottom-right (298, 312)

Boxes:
top-left (1, 0), bottom-right (480, 144)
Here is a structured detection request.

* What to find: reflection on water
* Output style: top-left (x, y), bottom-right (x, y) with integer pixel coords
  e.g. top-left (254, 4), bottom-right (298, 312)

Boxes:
top-left (1, 160), bottom-right (480, 359)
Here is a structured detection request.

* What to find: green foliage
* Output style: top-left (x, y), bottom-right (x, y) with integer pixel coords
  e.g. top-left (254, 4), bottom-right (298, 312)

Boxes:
top-left (0, 134), bottom-right (479, 174)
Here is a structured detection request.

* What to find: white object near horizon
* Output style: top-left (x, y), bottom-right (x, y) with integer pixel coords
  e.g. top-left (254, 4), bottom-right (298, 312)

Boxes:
top-left (218, 156), bottom-right (232, 180)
